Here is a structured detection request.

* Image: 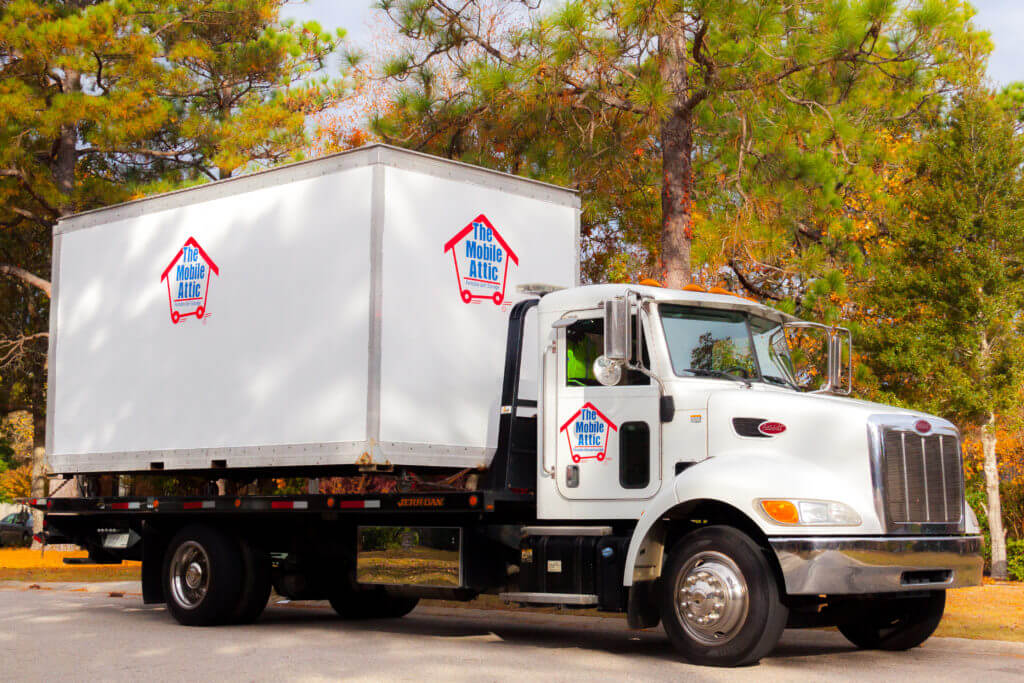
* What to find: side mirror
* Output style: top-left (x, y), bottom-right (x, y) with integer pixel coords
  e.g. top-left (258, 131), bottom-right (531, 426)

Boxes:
top-left (604, 297), bottom-right (631, 362)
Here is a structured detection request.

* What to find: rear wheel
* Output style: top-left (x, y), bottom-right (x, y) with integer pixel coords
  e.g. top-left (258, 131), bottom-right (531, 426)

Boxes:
top-left (163, 525), bottom-right (243, 626)
top-left (228, 536), bottom-right (272, 624)
top-left (838, 591), bottom-right (945, 650)
top-left (659, 526), bottom-right (788, 667)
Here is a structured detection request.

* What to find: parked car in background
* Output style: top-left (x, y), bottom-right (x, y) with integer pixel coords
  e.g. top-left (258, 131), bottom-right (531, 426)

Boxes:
top-left (0, 510), bottom-right (32, 547)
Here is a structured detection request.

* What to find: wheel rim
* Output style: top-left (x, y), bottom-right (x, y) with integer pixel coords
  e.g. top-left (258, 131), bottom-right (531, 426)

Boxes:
top-left (170, 540), bottom-right (211, 610)
top-left (674, 550), bottom-right (749, 645)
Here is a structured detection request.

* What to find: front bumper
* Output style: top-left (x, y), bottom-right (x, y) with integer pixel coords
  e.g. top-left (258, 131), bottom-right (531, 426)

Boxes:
top-left (769, 535), bottom-right (983, 595)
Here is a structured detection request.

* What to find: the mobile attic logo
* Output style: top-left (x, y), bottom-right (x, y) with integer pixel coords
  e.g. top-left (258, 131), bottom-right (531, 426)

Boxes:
top-left (443, 214), bottom-right (518, 305)
top-left (560, 402), bottom-right (618, 463)
top-left (160, 237), bottom-right (219, 324)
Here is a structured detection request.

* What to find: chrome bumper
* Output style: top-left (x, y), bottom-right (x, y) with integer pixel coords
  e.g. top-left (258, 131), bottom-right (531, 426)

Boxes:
top-left (769, 535), bottom-right (983, 595)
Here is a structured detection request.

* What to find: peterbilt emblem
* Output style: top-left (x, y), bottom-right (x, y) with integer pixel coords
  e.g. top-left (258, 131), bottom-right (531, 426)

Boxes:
top-left (758, 421), bottom-right (787, 436)
top-left (915, 420), bottom-right (931, 434)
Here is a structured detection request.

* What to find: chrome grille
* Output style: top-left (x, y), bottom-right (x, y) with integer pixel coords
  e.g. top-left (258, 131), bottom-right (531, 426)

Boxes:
top-left (880, 428), bottom-right (963, 525)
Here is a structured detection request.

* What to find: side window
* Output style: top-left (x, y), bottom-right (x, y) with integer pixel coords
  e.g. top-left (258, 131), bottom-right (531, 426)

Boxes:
top-left (565, 317), bottom-right (649, 386)
top-left (619, 422), bottom-right (650, 488)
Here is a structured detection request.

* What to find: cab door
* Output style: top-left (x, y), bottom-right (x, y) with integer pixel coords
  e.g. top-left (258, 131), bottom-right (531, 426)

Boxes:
top-left (554, 311), bottom-right (661, 500)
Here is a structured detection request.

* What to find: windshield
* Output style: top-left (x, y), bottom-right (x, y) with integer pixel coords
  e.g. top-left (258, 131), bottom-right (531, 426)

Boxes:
top-left (660, 305), bottom-right (797, 388)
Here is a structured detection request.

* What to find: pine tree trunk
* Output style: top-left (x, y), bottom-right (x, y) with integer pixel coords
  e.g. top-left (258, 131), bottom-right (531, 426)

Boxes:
top-left (658, 24), bottom-right (693, 289)
top-left (981, 414), bottom-right (1008, 579)
top-left (660, 112), bottom-right (694, 289)
top-left (54, 69), bottom-right (80, 208)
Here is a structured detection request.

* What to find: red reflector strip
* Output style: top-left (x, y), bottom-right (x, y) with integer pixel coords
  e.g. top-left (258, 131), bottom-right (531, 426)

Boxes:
top-left (183, 501), bottom-right (205, 510)
top-left (270, 500), bottom-right (309, 510)
top-left (111, 502), bottom-right (131, 510)
top-left (336, 500), bottom-right (380, 509)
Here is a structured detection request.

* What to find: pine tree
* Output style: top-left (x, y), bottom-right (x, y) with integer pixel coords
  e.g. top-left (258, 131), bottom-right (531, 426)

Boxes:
top-left (373, 0), bottom-right (985, 291)
top-left (863, 90), bottom-right (1024, 579)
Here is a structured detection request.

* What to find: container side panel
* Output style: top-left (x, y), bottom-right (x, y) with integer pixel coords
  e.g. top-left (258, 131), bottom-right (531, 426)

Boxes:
top-left (378, 167), bottom-right (577, 459)
top-left (50, 169), bottom-right (372, 470)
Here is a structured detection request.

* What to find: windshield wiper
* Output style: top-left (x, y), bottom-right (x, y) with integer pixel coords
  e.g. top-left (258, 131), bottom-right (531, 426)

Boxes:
top-left (761, 374), bottom-right (799, 390)
top-left (686, 369), bottom-right (753, 386)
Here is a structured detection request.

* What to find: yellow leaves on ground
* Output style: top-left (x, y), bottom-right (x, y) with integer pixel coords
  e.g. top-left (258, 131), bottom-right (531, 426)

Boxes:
top-left (939, 581), bottom-right (1024, 642)
top-left (0, 549), bottom-right (138, 569)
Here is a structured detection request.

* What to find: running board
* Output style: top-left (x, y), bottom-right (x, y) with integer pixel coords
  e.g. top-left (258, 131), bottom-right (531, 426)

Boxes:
top-left (500, 592), bottom-right (598, 606)
top-left (521, 526), bottom-right (612, 537)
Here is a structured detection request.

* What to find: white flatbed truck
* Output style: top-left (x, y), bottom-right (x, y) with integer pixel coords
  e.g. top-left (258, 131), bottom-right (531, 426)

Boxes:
top-left (29, 145), bottom-right (983, 667)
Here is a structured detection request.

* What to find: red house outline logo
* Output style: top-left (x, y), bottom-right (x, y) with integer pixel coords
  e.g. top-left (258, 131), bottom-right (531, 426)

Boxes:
top-left (560, 402), bottom-right (618, 463)
top-left (443, 214), bottom-right (519, 305)
top-left (160, 237), bottom-right (219, 324)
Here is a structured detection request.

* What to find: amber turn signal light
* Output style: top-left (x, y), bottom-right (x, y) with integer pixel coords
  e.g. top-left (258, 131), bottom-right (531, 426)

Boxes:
top-left (760, 500), bottom-right (799, 525)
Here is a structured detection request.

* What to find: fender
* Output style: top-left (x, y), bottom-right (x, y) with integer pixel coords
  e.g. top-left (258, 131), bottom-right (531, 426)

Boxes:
top-left (623, 452), bottom-right (878, 586)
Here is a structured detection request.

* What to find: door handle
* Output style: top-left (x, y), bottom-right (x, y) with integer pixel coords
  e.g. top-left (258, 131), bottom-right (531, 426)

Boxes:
top-left (541, 339), bottom-right (556, 477)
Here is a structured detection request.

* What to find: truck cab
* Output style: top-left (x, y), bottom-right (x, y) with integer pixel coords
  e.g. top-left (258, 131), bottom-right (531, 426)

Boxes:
top-left (514, 282), bottom-right (984, 662)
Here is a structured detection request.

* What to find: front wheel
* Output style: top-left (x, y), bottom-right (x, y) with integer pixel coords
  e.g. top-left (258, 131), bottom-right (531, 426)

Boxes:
top-left (659, 526), bottom-right (788, 667)
top-left (838, 591), bottom-right (945, 650)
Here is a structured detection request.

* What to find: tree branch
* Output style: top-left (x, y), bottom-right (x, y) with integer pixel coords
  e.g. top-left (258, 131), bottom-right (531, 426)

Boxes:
top-left (728, 259), bottom-right (782, 301)
top-left (0, 333), bottom-right (48, 369)
top-left (0, 264), bottom-right (51, 297)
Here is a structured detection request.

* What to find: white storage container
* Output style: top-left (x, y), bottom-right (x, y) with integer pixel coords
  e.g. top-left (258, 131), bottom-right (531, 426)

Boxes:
top-left (47, 145), bottom-right (579, 474)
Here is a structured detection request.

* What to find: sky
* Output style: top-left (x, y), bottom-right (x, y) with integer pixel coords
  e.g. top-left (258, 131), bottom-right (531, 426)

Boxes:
top-left (282, 0), bottom-right (1024, 85)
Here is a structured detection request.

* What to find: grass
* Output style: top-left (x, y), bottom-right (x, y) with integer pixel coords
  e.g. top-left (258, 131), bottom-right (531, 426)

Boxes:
top-left (936, 580), bottom-right (1024, 642)
top-left (2, 548), bottom-right (1021, 643)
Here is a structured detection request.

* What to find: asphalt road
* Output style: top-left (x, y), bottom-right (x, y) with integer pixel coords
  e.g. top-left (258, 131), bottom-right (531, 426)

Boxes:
top-left (2, 582), bottom-right (1023, 682)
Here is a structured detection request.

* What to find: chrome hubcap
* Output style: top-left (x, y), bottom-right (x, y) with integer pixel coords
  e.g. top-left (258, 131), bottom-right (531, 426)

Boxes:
top-left (185, 562), bottom-right (204, 589)
top-left (674, 551), bottom-right (749, 645)
top-left (170, 541), bottom-right (210, 610)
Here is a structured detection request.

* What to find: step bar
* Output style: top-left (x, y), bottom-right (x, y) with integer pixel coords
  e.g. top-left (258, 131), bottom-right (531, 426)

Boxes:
top-left (500, 592), bottom-right (599, 606)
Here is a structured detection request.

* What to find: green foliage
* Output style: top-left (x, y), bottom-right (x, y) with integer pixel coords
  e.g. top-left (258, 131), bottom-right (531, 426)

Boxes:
top-left (861, 90), bottom-right (1024, 425)
top-left (373, 0), bottom-right (988, 302)
top-left (0, 437), bottom-right (13, 473)
top-left (1009, 539), bottom-right (1024, 582)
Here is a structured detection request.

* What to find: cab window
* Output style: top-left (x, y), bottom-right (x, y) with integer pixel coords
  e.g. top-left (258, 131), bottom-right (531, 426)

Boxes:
top-left (565, 317), bottom-right (649, 386)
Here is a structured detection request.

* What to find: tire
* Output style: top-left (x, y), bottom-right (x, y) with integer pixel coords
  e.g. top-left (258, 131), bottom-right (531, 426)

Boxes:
top-left (329, 584), bottom-right (419, 620)
top-left (228, 536), bottom-right (272, 624)
top-left (659, 526), bottom-right (788, 667)
top-left (838, 591), bottom-right (945, 650)
top-left (162, 525), bottom-right (243, 626)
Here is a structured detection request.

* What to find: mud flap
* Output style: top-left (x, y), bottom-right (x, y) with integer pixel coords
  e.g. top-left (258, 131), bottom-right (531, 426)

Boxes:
top-left (141, 536), bottom-right (166, 604)
top-left (626, 580), bottom-right (661, 629)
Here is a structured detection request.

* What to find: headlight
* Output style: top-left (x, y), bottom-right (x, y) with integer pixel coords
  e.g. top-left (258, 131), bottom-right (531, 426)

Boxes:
top-left (757, 499), bottom-right (861, 526)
